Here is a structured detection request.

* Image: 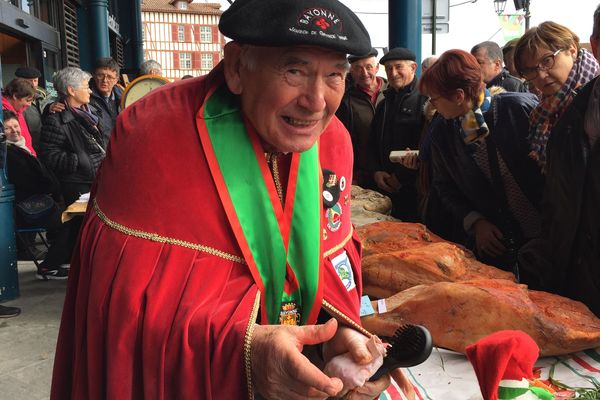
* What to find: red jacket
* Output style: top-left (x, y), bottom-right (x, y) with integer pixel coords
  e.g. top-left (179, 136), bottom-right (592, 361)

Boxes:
top-left (51, 64), bottom-right (364, 399)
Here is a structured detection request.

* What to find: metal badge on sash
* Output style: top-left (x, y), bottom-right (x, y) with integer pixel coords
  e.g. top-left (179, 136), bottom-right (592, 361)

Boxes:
top-left (326, 202), bottom-right (342, 232)
top-left (331, 251), bottom-right (356, 291)
top-left (279, 302), bottom-right (301, 325)
top-left (322, 169), bottom-right (341, 209)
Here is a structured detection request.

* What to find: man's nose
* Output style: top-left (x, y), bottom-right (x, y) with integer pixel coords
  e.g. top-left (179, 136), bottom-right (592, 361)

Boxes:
top-left (297, 77), bottom-right (327, 112)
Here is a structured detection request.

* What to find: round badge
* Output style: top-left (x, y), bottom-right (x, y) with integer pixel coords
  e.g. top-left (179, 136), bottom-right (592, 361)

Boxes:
top-left (323, 190), bottom-right (333, 203)
top-left (339, 176), bottom-right (346, 191)
top-left (326, 202), bottom-right (342, 232)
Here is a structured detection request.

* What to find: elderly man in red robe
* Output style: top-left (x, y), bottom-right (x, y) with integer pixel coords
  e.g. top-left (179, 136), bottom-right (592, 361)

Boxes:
top-left (50, 0), bottom-right (414, 399)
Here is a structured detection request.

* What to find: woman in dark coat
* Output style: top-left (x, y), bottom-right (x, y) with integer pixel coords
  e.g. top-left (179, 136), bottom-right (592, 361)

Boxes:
top-left (512, 20), bottom-right (600, 315)
top-left (4, 110), bottom-right (69, 279)
top-left (39, 67), bottom-right (107, 206)
top-left (418, 50), bottom-right (544, 280)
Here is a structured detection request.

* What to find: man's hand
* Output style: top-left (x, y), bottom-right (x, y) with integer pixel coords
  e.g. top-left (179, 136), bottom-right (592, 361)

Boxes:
top-left (251, 319), bottom-right (344, 400)
top-left (397, 149), bottom-right (419, 170)
top-left (473, 218), bottom-right (506, 257)
top-left (373, 171), bottom-right (402, 193)
top-left (48, 102), bottom-right (65, 114)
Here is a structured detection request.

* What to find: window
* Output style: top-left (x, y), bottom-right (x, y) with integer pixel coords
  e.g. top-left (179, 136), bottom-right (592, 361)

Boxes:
top-left (177, 1), bottom-right (187, 10)
top-left (180, 52), bottom-right (192, 69)
top-left (201, 53), bottom-right (213, 70)
top-left (177, 25), bottom-right (185, 42)
top-left (200, 26), bottom-right (212, 43)
top-left (5, 0), bottom-right (59, 28)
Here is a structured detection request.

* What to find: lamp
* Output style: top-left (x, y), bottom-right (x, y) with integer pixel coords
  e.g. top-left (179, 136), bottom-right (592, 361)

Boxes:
top-left (493, 0), bottom-right (507, 15)
top-left (514, 0), bottom-right (531, 30)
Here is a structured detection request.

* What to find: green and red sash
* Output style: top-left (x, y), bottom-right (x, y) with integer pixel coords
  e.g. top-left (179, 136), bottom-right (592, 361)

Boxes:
top-left (196, 82), bottom-right (323, 325)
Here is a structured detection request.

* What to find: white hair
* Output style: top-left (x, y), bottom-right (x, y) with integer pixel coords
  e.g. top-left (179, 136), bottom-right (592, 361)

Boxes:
top-left (140, 60), bottom-right (162, 75)
top-left (53, 67), bottom-right (91, 99)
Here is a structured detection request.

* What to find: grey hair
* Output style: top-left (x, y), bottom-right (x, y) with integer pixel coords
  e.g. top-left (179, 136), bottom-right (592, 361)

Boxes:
top-left (471, 41), bottom-right (503, 62)
top-left (239, 45), bottom-right (259, 71)
top-left (53, 67), bottom-right (92, 99)
top-left (140, 60), bottom-right (162, 75)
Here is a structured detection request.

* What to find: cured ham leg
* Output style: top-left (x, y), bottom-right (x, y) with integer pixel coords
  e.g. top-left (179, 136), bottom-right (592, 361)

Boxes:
top-left (356, 221), bottom-right (445, 258)
top-left (361, 279), bottom-right (600, 356)
top-left (361, 242), bottom-right (515, 298)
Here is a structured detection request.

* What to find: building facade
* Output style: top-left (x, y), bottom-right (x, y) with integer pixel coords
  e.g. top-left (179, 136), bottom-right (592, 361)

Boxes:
top-left (0, 0), bottom-right (144, 90)
top-left (141, 0), bottom-right (223, 81)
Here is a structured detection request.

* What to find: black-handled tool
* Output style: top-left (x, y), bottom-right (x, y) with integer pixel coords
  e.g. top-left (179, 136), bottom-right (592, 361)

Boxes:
top-left (369, 324), bottom-right (433, 381)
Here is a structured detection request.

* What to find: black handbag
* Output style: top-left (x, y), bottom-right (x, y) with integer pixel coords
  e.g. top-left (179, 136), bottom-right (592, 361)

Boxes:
top-left (16, 194), bottom-right (57, 223)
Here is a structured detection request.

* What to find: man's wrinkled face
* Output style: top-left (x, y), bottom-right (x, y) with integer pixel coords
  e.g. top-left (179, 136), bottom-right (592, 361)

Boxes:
top-left (350, 57), bottom-right (379, 90)
top-left (93, 67), bottom-right (118, 97)
top-left (228, 44), bottom-right (348, 153)
top-left (384, 60), bottom-right (416, 90)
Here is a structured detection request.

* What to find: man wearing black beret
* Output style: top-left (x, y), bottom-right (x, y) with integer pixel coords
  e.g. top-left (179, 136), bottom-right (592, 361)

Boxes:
top-left (15, 66), bottom-right (50, 151)
top-left (368, 47), bottom-right (427, 221)
top-left (336, 47), bottom-right (388, 188)
top-left (51, 1), bottom-right (412, 399)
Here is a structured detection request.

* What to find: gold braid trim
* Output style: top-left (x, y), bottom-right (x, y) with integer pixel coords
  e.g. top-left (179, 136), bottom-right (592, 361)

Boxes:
top-left (322, 226), bottom-right (354, 258)
top-left (93, 198), bottom-right (246, 265)
top-left (243, 291), bottom-right (261, 400)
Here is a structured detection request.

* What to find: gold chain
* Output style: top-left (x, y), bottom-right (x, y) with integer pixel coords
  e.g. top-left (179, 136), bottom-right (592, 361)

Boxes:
top-left (265, 152), bottom-right (284, 204)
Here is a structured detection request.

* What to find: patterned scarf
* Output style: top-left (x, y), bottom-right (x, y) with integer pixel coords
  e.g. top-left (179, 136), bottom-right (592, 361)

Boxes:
top-left (528, 49), bottom-right (599, 169)
top-left (68, 103), bottom-right (100, 127)
top-left (460, 88), bottom-right (491, 144)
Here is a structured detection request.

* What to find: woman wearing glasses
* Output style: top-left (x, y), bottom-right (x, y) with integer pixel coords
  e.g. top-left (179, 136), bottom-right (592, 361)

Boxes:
top-left (515, 17), bottom-right (600, 317)
top-left (514, 21), bottom-right (599, 170)
top-left (419, 50), bottom-right (544, 282)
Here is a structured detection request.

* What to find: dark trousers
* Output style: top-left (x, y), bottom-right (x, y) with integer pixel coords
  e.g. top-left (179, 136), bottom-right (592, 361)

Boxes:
top-left (16, 206), bottom-right (70, 269)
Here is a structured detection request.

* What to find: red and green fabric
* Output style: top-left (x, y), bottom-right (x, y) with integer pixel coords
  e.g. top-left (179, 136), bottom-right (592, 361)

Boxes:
top-left (198, 83), bottom-right (323, 325)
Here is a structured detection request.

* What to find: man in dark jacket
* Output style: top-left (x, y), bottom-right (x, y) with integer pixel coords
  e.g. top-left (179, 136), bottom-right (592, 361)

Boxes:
top-left (88, 57), bottom-right (123, 139)
top-left (368, 47), bottom-right (427, 221)
top-left (471, 41), bottom-right (527, 93)
top-left (539, 6), bottom-right (600, 316)
top-left (336, 47), bottom-right (387, 188)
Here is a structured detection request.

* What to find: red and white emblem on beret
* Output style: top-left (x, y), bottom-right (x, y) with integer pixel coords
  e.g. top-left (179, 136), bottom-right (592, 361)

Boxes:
top-left (297, 8), bottom-right (343, 33)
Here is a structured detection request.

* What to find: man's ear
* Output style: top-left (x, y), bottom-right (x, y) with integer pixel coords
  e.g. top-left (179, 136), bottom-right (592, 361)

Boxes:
top-left (223, 42), bottom-right (243, 95)
top-left (494, 58), bottom-right (503, 72)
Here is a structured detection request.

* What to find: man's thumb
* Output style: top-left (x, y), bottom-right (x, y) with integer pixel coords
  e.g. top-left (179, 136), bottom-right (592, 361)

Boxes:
top-left (297, 318), bottom-right (338, 346)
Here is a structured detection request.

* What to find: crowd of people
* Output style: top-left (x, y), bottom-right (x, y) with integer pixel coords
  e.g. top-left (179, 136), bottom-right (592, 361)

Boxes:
top-left (338, 14), bottom-right (600, 319)
top-left (0, 59), bottom-right (163, 317)
top-left (0, 0), bottom-right (599, 398)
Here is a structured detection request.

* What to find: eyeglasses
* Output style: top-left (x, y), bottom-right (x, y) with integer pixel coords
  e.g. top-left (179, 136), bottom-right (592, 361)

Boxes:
top-left (94, 73), bottom-right (117, 82)
top-left (519, 49), bottom-right (563, 81)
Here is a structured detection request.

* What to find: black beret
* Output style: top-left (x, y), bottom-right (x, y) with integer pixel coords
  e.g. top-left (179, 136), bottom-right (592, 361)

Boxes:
top-left (15, 66), bottom-right (41, 79)
top-left (348, 47), bottom-right (378, 63)
top-left (379, 47), bottom-right (417, 64)
top-left (219, 0), bottom-right (371, 56)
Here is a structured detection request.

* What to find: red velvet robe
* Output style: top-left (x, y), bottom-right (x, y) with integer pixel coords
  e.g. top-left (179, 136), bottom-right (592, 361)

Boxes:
top-left (51, 64), bottom-right (364, 399)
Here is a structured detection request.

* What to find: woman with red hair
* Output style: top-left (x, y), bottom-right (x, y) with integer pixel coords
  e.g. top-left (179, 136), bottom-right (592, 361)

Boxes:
top-left (419, 49), bottom-right (544, 283)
